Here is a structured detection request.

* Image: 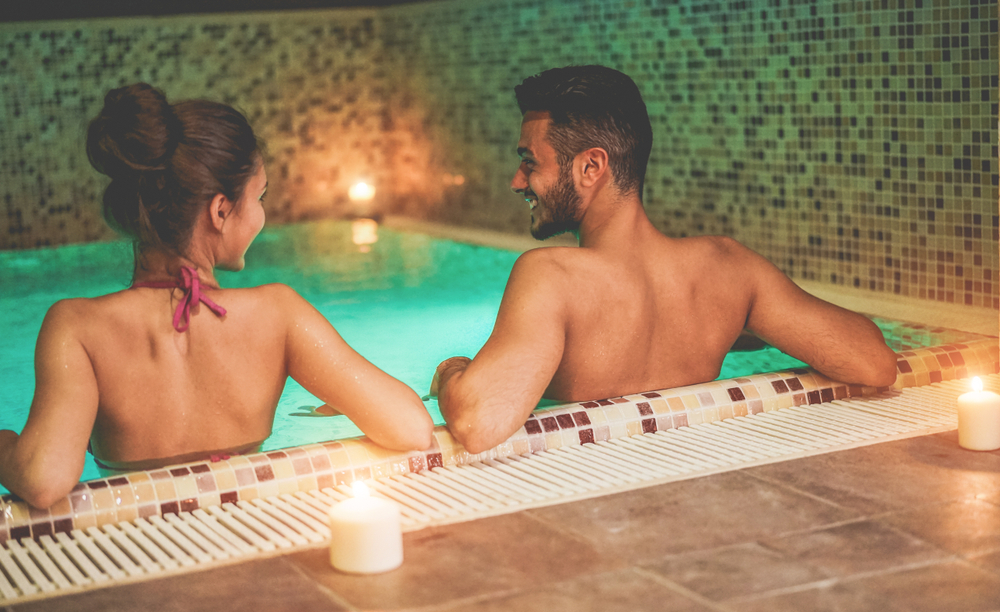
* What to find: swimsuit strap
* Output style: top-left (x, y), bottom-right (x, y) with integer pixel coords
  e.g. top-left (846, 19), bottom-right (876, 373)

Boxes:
top-left (132, 266), bottom-right (227, 332)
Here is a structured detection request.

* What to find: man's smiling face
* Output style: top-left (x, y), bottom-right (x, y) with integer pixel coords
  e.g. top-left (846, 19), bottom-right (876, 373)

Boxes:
top-left (510, 111), bottom-right (583, 240)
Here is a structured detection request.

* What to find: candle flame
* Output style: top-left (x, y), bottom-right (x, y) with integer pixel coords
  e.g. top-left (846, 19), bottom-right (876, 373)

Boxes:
top-left (972, 376), bottom-right (983, 392)
top-left (351, 481), bottom-right (371, 499)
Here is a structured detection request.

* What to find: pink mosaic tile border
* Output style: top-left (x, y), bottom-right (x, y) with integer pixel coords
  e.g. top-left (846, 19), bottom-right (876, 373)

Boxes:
top-left (2, 338), bottom-right (996, 542)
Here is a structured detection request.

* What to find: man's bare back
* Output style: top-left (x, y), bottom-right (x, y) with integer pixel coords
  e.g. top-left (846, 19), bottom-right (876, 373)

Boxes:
top-left (536, 234), bottom-right (756, 401)
top-left (431, 66), bottom-right (896, 454)
top-left (501, 218), bottom-right (894, 405)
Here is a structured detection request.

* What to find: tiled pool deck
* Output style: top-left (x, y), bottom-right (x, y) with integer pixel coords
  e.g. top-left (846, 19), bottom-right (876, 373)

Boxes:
top-left (14, 430), bottom-right (1000, 612)
top-left (3, 336), bottom-right (999, 611)
top-left (4, 338), bottom-right (996, 544)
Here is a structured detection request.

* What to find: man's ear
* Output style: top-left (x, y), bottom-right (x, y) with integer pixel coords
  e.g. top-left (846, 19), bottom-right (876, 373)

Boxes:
top-left (574, 147), bottom-right (610, 188)
top-left (208, 193), bottom-right (231, 232)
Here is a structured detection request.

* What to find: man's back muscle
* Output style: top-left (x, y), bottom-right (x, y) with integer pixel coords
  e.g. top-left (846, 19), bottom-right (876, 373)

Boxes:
top-left (539, 234), bottom-right (753, 401)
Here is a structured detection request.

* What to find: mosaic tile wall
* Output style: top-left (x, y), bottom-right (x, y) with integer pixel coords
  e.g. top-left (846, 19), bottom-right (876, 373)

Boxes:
top-left (1, 0), bottom-right (998, 308)
top-left (384, 0), bottom-right (1000, 308)
top-left (0, 8), bottom-right (442, 248)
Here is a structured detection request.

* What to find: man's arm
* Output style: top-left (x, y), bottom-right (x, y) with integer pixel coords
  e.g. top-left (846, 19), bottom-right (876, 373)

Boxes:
top-left (432, 252), bottom-right (567, 454)
top-left (738, 242), bottom-right (897, 387)
top-left (0, 301), bottom-right (99, 509)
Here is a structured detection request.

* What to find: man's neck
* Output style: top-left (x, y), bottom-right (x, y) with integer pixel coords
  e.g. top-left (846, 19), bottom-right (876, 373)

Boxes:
top-left (576, 192), bottom-right (652, 249)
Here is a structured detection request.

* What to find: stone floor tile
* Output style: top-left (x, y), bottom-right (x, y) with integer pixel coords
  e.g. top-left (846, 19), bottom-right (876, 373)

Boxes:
top-left (422, 568), bottom-right (714, 612)
top-left (287, 512), bottom-right (626, 610)
top-left (526, 471), bottom-right (856, 563)
top-left (641, 542), bottom-right (830, 601)
top-left (879, 498), bottom-right (1000, 557)
top-left (760, 519), bottom-right (949, 577)
top-left (746, 433), bottom-right (1000, 514)
top-left (906, 432), bottom-right (1000, 472)
top-left (729, 561), bottom-right (1000, 612)
top-left (11, 557), bottom-right (343, 612)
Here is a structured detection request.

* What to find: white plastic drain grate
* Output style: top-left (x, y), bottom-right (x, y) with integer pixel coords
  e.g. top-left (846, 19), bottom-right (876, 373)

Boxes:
top-left (0, 376), bottom-right (984, 604)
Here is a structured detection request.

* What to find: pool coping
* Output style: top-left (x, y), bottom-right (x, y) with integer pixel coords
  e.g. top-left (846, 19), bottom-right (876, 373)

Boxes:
top-left (1, 337), bottom-right (997, 543)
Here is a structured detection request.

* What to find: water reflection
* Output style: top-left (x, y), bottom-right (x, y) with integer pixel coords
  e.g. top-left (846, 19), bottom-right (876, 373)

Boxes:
top-left (351, 218), bottom-right (379, 253)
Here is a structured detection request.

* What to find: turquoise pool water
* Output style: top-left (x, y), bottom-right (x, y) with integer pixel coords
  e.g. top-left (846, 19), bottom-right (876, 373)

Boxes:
top-left (0, 219), bottom-right (987, 489)
top-left (1, 220), bottom-right (517, 485)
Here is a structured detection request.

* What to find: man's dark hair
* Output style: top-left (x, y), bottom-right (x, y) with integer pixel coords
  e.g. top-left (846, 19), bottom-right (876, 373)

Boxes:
top-left (514, 65), bottom-right (652, 196)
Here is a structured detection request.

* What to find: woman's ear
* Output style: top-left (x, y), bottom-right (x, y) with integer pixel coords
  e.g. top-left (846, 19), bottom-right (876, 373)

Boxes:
top-left (574, 147), bottom-right (610, 188)
top-left (208, 193), bottom-right (232, 233)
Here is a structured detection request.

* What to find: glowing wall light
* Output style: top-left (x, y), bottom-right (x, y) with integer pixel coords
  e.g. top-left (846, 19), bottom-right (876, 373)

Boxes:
top-left (348, 181), bottom-right (376, 202)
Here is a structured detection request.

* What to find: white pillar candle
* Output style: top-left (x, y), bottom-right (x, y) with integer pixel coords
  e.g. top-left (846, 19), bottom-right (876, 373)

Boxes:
top-left (328, 481), bottom-right (403, 573)
top-left (957, 376), bottom-right (1000, 451)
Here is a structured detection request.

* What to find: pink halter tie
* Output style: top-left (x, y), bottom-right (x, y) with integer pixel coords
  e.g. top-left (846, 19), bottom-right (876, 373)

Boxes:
top-left (132, 266), bottom-right (227, 332)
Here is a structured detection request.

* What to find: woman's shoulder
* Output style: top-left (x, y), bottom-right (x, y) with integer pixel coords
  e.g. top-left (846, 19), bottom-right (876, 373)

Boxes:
top-left (38, 295), bottom-right (122, 342)
top-left (215, 283), bottom-right (313, 320)
top-left (45, 292), bottom-right (126, 319)
top-left (220, 282), bottom-right (303, 303)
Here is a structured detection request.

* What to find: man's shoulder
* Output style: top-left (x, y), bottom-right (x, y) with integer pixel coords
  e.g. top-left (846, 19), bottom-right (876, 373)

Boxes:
top-left (672, 235), bottom-right (763, 268)
top-left (505, 246), bottom-right (589, 295)
top-left (678, 234), bottom-right (745, 255)
top-left (514, 245), bottom-right (585, 270)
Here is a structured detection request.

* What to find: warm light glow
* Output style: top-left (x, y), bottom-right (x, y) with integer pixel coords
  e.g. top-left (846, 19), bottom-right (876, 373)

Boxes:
top-left (453, 174), bottom-right (465, 185)
top-left (351, 481), bottom-right (370, 499)
top-left (348, 181), bottom-right (376, 202)
top-left (972, 376), bottom-right (983, 392)
top-left (352, 218), bottom-right (379, 247)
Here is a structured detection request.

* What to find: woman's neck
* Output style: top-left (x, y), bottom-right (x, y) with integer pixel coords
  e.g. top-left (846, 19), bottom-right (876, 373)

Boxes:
top-left (133, 248), bottom-right (220, 288)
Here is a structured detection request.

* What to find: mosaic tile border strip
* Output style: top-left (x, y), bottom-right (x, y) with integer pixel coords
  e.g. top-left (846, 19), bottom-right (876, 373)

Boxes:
top-left (1, 337), bottom-right (996, 541)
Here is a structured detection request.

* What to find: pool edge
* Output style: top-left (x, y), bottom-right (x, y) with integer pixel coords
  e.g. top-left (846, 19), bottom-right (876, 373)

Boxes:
top-left (1, 337), bottom-right (996, 542)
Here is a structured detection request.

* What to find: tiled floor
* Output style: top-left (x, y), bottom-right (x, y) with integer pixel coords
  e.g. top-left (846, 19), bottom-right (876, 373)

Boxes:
top-left (12, 430), bottom-right (1000, 612)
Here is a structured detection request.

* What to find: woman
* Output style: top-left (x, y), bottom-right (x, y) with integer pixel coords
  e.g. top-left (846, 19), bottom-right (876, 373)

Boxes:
top-left (0, 83), bottom-right (433, 509)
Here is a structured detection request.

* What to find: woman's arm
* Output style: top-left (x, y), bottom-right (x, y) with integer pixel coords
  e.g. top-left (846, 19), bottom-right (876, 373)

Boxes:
top-left (277, 286), bottom-right (433, 451)
top-left (0, 301), bottom-right (99, 508)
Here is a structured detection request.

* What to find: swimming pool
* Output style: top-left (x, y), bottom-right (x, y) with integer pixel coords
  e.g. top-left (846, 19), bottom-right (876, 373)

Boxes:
top-left (0, 219), bottom-right (989, 489)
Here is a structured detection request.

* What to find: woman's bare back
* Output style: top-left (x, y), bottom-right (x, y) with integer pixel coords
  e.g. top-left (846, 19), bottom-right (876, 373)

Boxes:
top-left (18, 278), bottom-right (431, 494)
top-left (77, 285), bottom-right (288, 467)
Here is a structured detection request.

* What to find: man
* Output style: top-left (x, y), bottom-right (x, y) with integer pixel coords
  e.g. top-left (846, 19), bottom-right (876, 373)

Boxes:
top-left (430, 65), bottom-right (897, 454)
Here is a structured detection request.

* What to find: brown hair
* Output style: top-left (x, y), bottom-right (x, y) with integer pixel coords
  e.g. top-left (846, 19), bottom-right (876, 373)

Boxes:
top-left (87, 83), bottom-right (261, 255)
top-left (515, 65), bottom-right (652, 197)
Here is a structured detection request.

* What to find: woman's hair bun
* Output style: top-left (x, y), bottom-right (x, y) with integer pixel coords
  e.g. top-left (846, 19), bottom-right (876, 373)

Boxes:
top-left (87, 82), bottom-right (261, 254)
top-left (86, 83), bottom-right (182, 179)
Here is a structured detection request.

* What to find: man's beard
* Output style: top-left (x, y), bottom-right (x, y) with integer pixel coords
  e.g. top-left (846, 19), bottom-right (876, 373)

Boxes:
top-left (530, 163), bottom-right (582, 240)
